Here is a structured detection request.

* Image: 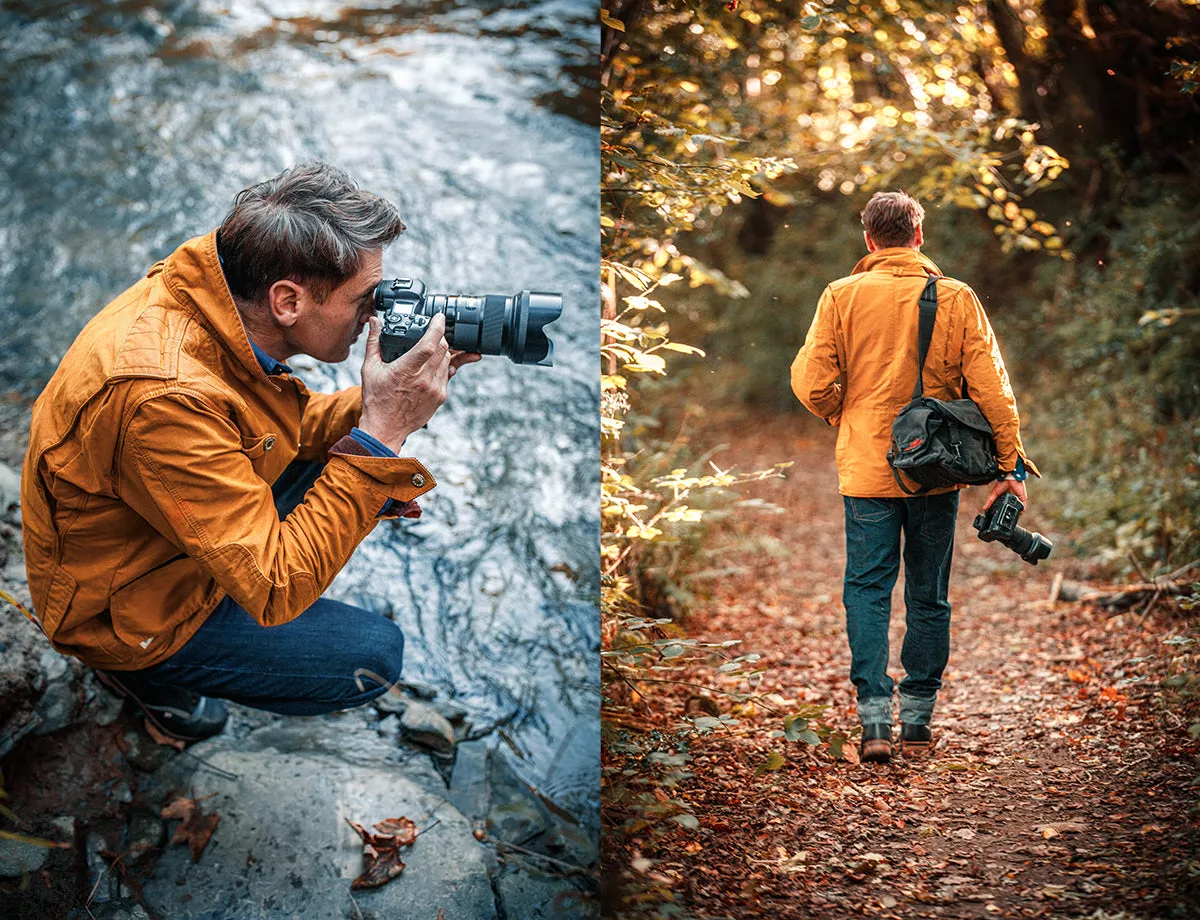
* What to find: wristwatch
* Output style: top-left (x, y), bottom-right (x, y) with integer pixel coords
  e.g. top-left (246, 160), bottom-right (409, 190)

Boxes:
top-left (1000, 457), bottom-right (1028, 482)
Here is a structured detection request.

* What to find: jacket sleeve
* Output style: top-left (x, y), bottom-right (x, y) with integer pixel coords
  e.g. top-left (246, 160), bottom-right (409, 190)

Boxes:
top-left (297, 386), bottom-right (362, 461)
top-left (790, 285), bottom-right (844, 425)
top-left (958, 287), bottom-right (1040, 477)
top-left (116, 391), bottom-right (435, 626)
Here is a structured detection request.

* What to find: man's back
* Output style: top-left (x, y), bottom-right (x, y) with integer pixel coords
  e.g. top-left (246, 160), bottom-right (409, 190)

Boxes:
top-left (791, 246), bottom-right (1034, 498)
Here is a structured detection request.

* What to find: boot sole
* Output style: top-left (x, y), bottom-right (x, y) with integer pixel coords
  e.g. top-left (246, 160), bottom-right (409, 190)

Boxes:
top-left (861, 739), bottom-right (892, 764)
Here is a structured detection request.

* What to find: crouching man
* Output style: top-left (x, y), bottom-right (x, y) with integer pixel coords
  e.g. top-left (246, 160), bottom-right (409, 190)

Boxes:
top-left (21, 162), bottom-right (479, 742)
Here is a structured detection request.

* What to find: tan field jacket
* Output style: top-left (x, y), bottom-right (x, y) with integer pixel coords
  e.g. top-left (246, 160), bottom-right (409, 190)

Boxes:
top-left (22, 231), bottom-right (435, 670)
top-left (791, 247), bottom-right (1038, 497)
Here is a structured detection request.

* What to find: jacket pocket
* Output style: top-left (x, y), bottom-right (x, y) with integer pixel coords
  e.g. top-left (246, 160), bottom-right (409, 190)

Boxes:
top-left (241, 432), bottom-right (279, 460)
top-left (37, 568), bottom-right (78, 637)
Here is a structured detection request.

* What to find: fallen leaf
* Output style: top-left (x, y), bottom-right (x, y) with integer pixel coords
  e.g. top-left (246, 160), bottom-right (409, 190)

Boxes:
top-left (143, 720), bottom-right (186, 751)
top-left (160, 795), bottom-right (219, 862)
top-left (345, 816), bottom-right (425, 890)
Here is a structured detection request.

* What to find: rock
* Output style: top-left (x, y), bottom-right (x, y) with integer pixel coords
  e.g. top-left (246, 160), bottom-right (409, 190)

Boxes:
top-left (0, 834), bottom-right (51, 877)
top-left (0, 462), bottom-right (20, 516)
top-left (118, 728), bottom-right (178, 774)
top-left (67, 901), bottom-right (151, 920)
top-left (125, 810), bottom-right (165, 864)
top-left (399, 701), bottom-right (456, 755)
top-left (394, 679), bottom-right (438, 700)
top-left (138, 724), bottom-right (498, 919)
top-left (32, 667), bottom-right (82, 735)
top-left (432, 697), bottom-right (470, 724)
top-left (495, 868), bottom-right (598, 920)
top-left (448, 739), bottom-right (491, 822)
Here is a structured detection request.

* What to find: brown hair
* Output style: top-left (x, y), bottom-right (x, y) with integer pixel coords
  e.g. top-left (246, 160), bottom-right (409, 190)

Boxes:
top-left (860, 191), bottom-right (925, 248)
top-left (218, 162), bottom-right (405, 305)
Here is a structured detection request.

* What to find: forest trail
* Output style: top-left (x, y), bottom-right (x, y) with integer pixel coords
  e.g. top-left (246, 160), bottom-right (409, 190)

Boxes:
top-left (622, 409), bottom-right (1200, 919)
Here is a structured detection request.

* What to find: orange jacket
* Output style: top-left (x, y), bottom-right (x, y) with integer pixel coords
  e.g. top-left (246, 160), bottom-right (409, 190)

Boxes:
top-left (21, 231), bottom-right (436, 671)
top-left (791, 247), bottom-right (1038, 498)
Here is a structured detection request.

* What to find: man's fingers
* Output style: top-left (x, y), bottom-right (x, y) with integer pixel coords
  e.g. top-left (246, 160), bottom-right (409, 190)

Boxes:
top-left (450, 352), bottom-right (483, 370)
top-left (981, 481), bottom-right (1004, 512)
top-left (408, 314), bottom-right (449, 364)
top-left (363, 315), bottom-right (383, 365)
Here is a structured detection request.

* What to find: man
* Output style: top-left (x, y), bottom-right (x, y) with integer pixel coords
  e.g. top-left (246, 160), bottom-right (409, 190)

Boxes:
top-left (790, 190), bottom-right (1038, 764)
top-left (21, 163), bottom-right (479, 743)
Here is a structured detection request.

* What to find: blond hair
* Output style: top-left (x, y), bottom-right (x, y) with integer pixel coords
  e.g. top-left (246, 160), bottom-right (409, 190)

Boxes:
top-left (860, 191), bottom-right (925, 248)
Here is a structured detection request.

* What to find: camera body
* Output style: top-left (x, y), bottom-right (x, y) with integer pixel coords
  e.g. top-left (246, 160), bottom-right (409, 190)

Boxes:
top-left (374, 278), bottom-right (561, 366)
top-left (972, 493), bottom-right (1053, 566)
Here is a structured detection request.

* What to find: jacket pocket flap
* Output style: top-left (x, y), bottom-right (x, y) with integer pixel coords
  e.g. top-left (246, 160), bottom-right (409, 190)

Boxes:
top-left (241, 432), bottom-right (278, 460)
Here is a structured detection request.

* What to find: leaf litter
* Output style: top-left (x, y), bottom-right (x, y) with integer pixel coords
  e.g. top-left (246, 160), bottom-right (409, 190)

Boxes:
top-left (602, 410), bottom-right (1200, 918)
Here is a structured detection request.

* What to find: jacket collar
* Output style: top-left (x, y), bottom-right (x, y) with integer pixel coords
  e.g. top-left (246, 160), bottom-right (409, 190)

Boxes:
top-left (158, 230), bottom-right (272, 384)
top-left (851, 247), bottom-right (942, 277)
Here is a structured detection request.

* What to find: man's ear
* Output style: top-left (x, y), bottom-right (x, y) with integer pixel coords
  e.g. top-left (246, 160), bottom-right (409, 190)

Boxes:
top-left (267, 279), bottom-right (303, 328)
top-left (863, 230), bottom-right (878, 253)
top-left (913, 224), bottom-right (924, 249)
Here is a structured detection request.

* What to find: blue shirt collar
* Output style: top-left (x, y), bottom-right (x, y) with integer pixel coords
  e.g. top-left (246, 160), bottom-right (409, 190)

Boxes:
top-left (249, 340), bottom-right (292, 376)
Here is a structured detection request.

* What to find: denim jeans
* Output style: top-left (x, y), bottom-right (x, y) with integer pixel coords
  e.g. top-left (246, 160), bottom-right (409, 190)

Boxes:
top-left (843, 491), bottom-right (959, 727)
top-left (100, 461), bottom-right (404, 716)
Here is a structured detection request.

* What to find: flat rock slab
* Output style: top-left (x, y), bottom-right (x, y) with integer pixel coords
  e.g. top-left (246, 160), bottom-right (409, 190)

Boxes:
top-left (140, 728), bottom-right (497, 920)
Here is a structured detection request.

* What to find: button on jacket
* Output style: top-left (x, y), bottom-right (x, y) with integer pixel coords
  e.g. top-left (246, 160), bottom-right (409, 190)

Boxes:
top-left (21, 231), bottom-right (436, 671)
top-left (791, 247), bottom-right (1038, 498)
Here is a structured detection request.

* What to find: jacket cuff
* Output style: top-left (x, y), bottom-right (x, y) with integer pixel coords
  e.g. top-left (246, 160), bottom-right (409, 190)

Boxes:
top-left (329, 436), bottom-right (436, 513)
top-left (347, 428), bottom-right (406, 517)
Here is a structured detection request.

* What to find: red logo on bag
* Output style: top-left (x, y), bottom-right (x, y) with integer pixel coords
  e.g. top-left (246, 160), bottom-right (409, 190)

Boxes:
top-left (907, 438), bottom-right (924, 449)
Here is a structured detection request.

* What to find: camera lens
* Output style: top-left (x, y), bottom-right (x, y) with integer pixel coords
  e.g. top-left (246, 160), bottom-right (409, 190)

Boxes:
top-left (375, 280), bottom-right (562, 366)
top-left (1008, 526), bottom-right (1053, 565)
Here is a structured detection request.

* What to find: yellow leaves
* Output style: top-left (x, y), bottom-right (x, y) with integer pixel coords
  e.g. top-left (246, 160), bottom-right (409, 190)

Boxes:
top-left (1032, 220), bottom-right (1056, 235)
top-left (624, 352), bottom-right (667, 374)
top-left (599, 9), bottom-right (624, 31)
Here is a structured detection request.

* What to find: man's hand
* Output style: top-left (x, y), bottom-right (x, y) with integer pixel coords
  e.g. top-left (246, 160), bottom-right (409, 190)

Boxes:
top-left (358, 314), bottom-right (478, 453)
top-left (981, 477), bottom-right (1028, 512)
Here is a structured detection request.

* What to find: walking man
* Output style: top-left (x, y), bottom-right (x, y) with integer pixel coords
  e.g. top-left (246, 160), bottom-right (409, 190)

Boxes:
top-left (790, 190), bottom-right (1039, 763)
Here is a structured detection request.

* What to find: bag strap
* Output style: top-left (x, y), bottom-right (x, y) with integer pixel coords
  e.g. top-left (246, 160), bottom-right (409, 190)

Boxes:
top-left (892, 466), bottom-right (928, 495)
top-left (911, 275), bottom-right (940, 400)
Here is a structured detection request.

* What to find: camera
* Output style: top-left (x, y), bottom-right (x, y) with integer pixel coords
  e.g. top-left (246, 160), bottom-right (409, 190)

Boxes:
top-left (972, 493), bottom-right (1053, 565)
top-left (374, 278), bottom-right (562, 366)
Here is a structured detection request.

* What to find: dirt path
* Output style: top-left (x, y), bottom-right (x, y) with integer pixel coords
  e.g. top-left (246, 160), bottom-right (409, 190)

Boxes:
top-left (604, 409), bottom-right (1200, 919)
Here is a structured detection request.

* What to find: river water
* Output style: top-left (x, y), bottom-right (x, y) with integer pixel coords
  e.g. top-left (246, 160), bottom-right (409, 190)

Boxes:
top-left (0, 0), bottom-right (599, 822)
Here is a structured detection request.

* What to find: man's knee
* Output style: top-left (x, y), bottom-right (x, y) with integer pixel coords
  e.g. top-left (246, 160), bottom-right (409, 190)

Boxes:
top-left (354, 617), bottom-right (405, 696)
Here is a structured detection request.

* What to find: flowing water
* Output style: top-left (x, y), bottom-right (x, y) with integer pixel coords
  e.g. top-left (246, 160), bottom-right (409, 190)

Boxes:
top-left (0, 0), bottom-right (599, 822)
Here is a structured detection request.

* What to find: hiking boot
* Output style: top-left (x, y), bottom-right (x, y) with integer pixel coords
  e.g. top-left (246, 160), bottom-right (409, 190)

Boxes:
top-left (860, 723), bottom-right (892, 764)
top-left (901, 722), bottom-right (934, 757)
top-left (95, 670), bottom-right (228, 743)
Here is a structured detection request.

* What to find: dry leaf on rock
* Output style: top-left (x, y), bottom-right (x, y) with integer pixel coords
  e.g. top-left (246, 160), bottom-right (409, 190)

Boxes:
top-left (160, 794), bottom-right (219, 862)
top-left (346, 816), bottom-right (425, 890)
top-left (143, 720), bottom-right (186, 751)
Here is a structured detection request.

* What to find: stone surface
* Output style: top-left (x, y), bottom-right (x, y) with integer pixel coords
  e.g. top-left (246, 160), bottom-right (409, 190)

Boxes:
top-left (398, 700), bottom-right (456, 754)
top-left (0, 834), bottom-right (51, 877)
top-left (66, 901), bottom-right (152, 920)
top-left (0, 462), bottom-right (19, 516)
top-left (138, 724), bottom-right (498, 920)
top-left (495, 867), bottom-right (598, 920)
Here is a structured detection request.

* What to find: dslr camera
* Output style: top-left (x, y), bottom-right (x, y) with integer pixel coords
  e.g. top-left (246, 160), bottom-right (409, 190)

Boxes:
top-left (972, 493), bottom-right (1053, 566)
top-left (374, 278), bottom-right (562, 366)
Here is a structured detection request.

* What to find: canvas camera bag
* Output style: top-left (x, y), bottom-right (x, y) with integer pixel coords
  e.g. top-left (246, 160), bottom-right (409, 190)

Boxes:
top-left (886, 275), bottom-right (1000, 494)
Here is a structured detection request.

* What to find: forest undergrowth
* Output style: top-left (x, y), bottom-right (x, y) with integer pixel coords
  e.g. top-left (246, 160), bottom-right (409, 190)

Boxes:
top-left (602, 409), bottom-right (1200, 919)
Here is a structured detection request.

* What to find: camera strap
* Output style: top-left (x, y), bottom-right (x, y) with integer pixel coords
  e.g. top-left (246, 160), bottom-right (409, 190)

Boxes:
top-left (912, 274), bottom-right (940, 400)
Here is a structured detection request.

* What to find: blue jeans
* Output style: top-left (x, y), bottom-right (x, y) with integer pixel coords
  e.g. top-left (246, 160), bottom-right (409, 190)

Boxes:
top-left (100, 461), bottom-right (404, 716)
top-left (843, 492), bottom-right (958, 727)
